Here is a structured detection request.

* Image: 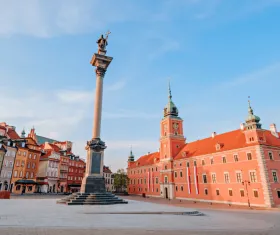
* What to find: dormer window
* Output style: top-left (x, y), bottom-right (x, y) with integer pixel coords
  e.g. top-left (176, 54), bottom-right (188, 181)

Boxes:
top-left (215, 143), bottom-right (223, 151)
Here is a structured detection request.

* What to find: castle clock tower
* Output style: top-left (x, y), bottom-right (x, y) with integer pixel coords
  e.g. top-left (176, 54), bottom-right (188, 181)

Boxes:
top-left (159, 83), bottom-right (186, 199)
top-left (160, 84), bottom-right (186, 160)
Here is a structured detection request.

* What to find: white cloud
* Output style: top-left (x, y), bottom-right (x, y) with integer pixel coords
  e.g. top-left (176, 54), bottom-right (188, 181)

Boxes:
top-left (0, 0), bottom-right (134, 37)
top-left (219, 62), bottom-right (280, 89)
top-left (106, 80), bottom-right (126, 91)
top-left (56, 90), bottom-right (93, 103)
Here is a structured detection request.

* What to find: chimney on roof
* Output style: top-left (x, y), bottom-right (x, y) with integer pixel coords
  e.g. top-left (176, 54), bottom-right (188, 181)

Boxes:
top-left (240, 123), bottom-right (245, 130)
top-left (270, 123), bottom-right (279, 138)
top-left (212, 132), bottom-right (217, 138)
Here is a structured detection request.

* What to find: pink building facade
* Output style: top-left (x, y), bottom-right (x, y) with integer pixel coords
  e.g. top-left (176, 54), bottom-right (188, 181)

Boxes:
top-left (127, 87), bottom-right (280, 207)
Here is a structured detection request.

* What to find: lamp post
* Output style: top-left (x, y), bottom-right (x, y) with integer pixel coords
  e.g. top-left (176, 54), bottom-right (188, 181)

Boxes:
top-left (242, 180), bottom-right (251, 208)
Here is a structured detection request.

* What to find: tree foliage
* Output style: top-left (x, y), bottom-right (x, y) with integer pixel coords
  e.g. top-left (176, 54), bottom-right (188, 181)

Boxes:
top-left (113, 169), bottom-right (129, 192)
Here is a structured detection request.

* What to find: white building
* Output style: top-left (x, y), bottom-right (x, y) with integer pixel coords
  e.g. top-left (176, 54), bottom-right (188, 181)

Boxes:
top-left (103, 166), bottom-right (114, 192)
top-left (37, 144), bottom-right (60, 193)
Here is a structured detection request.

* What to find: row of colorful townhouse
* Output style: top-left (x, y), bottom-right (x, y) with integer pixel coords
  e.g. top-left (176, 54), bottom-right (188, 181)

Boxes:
top-left (0, 122), bottom-right (86, 194)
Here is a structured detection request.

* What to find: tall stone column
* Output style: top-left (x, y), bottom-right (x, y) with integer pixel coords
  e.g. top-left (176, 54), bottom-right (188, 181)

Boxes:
top-left (81, 33), bottom-right (113, 194)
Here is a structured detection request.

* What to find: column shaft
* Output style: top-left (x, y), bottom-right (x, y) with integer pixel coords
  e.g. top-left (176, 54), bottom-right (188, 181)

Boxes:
top-left (92, 71), bottom-right (104, 138)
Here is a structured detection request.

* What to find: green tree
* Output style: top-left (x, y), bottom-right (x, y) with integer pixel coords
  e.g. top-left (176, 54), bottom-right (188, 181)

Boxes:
top-left (113, 169), bottom-right (129, 193)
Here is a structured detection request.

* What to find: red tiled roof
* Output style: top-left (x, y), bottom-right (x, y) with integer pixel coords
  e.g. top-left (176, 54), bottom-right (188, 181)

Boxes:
top-left (174, 129), bottom-right (249, 160)
top-left (129, 152), bottom-right (160, 168)
top-left (7, 128), bottom-right (20, 139)
top-left (130, 129), bottom-right (280, 167)
top-left (263, 130), bottom-right (280, 147)
top-left (103, 166), bottom-right (112, 173)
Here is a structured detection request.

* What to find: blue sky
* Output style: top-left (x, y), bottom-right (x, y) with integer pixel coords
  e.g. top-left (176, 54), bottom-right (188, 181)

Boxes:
top-left (1, 0), bottom-right (280, 171)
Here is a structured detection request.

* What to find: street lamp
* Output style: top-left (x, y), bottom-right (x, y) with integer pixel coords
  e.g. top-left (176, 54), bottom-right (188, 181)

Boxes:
top-left (242, 180), bottom-right (251, 208)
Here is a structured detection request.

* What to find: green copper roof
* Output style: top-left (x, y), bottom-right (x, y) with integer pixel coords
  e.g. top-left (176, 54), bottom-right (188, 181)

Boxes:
top-left (37, 135), bottom-right (58, 145)
top-left (246, 100), bottom-right (260, 123)
top-left (163, 82), bottom-right (178, 117)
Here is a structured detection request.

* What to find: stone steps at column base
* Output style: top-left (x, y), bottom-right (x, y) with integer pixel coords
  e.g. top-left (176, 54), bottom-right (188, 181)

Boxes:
top-left (67, 201), bottom-right (128, 205)
top-left (57, 192), bottom-right (128, 205)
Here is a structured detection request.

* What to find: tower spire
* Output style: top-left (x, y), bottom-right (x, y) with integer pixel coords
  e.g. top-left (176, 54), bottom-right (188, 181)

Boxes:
top-left (21, 128), bottom-right (26, 138)
top-left (163, 80), bottom-right (178, 117)
top-left (168, 80), bottom-right (172, 101)
top-left (248, 96), bottom-right (253, 115)
top-left (245, 96), bottom-right (261, 129)
top-left (128, 146), bottom-right (134, 162)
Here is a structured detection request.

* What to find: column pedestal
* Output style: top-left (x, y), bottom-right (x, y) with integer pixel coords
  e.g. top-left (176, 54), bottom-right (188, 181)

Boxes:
top-left (80, 138), bottom-right (106, 194)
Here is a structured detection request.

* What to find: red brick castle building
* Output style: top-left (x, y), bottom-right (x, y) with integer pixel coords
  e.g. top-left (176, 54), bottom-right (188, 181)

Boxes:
top-left (127, 85), bottom-right (280, 208)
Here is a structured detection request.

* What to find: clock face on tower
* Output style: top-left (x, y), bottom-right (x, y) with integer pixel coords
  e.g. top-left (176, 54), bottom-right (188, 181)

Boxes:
top-left (173, 122), bottom-right (179, 130)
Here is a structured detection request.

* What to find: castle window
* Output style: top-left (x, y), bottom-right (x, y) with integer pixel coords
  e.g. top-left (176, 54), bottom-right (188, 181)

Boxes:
top-left (247, 152), bottom-right (252, 160)
top-left (186, 162), bottom-right (190, 167)
top-left (211, 173), bottom-right (217, 183)
top-left (210, 158), bottom-right (214, 165)
top-left (240, 189), bottom-right (245, 197)
top-left (228, 189), bottom-right (233, 196)
top-left (174, 172), bottom-right (177, 178)
top-left (216, 189), bottom-right (220, 196)
top-left (156, 178), bottom-right (158, 184)
top-left (204, 188), bottom-right (208, 195)
top-left (202, 159), bottom-right (205, 166)
top-left (180, 186), bottom-right (184, 191)
top-left (272, 171), bottom-right (278, 183)
top-left (180, 171), bottom-right (183, 177)
top-left (193, 161), bottom-right (197, 167)
top-left (165, 165), bottom-right (167, 170)
top-left (203, 174), bottom-right (207, 183)
top-left (164, 176), bottom-right (168, 183)
top-left (234, 154), bottom-right (238, 162)
top-left (253, 189), bottom-right (259, 198)
top-left (236, 172), bottom-right (242, 183)
top-left (222, 156), bottom-right (227, 163)
top-left (269, 152), bottom-right (274, 160)
top-left (224, 172), bottom-right (230, 183)
top-left (249, 171), bottom-right (257, 183)
top-left (175, 186), bottom-right (178, 191)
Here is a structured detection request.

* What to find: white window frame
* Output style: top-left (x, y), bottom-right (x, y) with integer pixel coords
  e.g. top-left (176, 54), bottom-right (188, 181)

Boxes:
top-left (235, 171), bottom-right (242, 183)
top-left (211, 173), bottom-right (217, 183)
top-left (224, 172), bottom-right (230, 183)
top-left (272, 170), bottom-right (278, 183)
top-left (247, 152), bottom-right (252, 160)
top-left (249, 170), bottom-right (257, 183)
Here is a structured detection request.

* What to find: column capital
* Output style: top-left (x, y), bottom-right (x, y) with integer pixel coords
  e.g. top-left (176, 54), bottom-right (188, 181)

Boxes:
top-left (95, 67), bottom-right (106, 76)
top-left (86, 138), bottom-right (107, 152)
